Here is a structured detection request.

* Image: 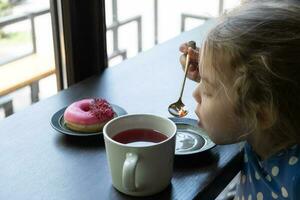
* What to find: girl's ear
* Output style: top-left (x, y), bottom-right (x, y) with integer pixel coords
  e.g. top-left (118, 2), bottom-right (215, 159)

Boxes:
top-left (256, 104), bottom-right (277, 130)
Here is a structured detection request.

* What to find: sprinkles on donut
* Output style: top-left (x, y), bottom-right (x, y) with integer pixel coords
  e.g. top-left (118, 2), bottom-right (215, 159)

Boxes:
top-left (63, 98), bottom-right (115, 132)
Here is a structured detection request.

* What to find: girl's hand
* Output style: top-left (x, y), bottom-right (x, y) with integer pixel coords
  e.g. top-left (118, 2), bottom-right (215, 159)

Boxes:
top-left (179, 42), bottom-right (201, 82)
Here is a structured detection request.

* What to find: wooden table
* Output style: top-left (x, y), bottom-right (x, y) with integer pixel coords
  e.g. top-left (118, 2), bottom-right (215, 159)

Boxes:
top-left (0, 21), bottom-right (242, 200)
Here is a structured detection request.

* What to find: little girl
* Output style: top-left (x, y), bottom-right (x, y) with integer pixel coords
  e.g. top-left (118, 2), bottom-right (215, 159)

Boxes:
top-left (180, 1), bottom-right (300, 199)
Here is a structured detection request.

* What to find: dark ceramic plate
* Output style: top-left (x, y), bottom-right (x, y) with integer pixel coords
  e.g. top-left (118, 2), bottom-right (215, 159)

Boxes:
top-left (50, 104), bottom-right (127, 136)
top-left (169, 117), bottom-right (215, 155)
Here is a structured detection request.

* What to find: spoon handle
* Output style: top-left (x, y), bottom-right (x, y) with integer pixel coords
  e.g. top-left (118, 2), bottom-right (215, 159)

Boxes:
top-left (178, 54), bottom-right (190, 99)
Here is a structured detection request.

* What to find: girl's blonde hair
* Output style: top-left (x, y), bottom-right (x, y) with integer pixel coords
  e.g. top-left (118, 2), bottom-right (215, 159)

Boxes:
top-left (201, 1), bottom-right (300, 144)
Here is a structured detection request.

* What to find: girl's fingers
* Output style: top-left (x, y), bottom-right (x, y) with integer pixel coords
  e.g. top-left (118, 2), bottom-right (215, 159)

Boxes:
top-left (179, 43), bottom-right (189, 53)
top-left (189, 63), bottom-right (198, 72)
top-left (179, 43), bottom-right (201, 82)
top-left (188, 47), bottom-right (199, 62)
top-left (188, 70), bottom-right (200, 82)
top-left (180, 54), bottom-right (187, 67)
top-left (180, 55), bottom-right (199, 71)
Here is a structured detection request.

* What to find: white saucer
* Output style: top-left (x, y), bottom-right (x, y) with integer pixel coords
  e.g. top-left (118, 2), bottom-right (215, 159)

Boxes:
top-left (169, 118), bottom-right (215, 155)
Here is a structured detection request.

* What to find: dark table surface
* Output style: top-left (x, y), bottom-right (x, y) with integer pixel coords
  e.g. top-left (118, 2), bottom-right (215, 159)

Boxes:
top-left (0, 21), bottom-right (243, 200)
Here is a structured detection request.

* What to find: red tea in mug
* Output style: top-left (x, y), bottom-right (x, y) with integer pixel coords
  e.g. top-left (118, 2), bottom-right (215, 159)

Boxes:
top-left (112, 129), bottom-right (168, 146)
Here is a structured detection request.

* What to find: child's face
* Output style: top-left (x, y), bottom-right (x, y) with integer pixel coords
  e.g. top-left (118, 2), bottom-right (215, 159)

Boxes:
top-left (193, 58), bottom-right (247, 145)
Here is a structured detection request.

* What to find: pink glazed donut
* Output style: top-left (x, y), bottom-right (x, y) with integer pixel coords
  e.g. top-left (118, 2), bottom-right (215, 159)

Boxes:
top-left (63, 98), bottom-right (115, 132)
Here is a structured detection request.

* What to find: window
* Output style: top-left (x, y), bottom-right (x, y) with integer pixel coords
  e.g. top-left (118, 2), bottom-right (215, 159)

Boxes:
top-left (0, 0), bottom-right (57, 119)
top-left (105, 0), bottom-right (241, 66)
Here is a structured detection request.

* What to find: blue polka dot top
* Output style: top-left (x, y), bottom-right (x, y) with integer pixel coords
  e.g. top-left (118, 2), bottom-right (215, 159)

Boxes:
top-left (235, 143), bottom-right (300, 200)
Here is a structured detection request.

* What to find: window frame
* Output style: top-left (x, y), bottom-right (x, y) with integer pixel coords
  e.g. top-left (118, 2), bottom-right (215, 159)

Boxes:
top-left (50, 0), bottom-right (107, 89)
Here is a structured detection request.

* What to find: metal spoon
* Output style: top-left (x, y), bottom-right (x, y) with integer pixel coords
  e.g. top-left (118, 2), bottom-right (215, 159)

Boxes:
top-left (168, 41), bottom-right (196, 118)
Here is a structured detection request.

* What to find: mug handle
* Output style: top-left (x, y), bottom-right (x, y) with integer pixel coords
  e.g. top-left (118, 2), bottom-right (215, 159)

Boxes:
top-left (122, 152), bottom-right (138, 191)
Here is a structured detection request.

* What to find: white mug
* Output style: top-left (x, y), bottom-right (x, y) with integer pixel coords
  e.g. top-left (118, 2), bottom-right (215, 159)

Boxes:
top-left (103, 114), bottom-right (177, 196)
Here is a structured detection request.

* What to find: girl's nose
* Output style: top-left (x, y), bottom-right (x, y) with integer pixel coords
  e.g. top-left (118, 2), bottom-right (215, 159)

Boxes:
top-left (193, 84), bottom-right (202, 104)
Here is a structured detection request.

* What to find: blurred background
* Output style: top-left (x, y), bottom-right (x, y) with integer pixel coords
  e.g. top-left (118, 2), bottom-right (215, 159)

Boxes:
top-left (0, 0), bottom-right (240, 120)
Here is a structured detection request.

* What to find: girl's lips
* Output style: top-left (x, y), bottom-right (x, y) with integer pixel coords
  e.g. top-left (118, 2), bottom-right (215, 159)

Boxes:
top-left (194, 110), bottom-right (203, 128)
